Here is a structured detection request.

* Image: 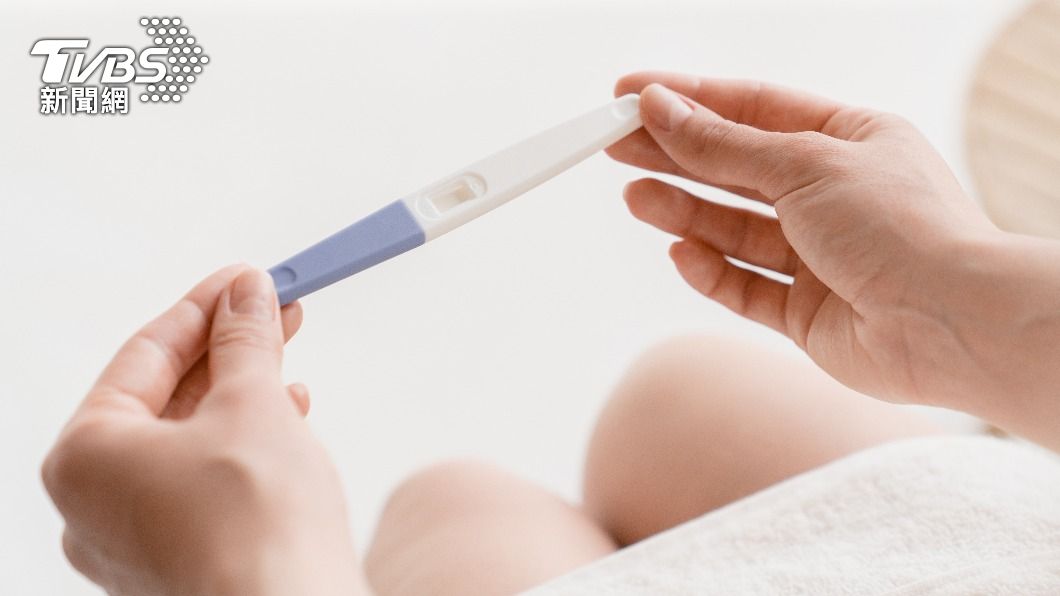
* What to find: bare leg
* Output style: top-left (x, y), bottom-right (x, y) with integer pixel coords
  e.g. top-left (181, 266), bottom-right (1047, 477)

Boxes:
top-left (366, 335), bottom-right (943, 592)
top-left (365, 460), bottom-right (616, 596)
top-left (583, 335), bottom-right (944, 546)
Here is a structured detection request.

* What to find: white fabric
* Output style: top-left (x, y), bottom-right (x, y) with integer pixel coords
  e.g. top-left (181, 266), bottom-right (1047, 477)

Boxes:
top-left (529, 436), bottom-right (1060, 595)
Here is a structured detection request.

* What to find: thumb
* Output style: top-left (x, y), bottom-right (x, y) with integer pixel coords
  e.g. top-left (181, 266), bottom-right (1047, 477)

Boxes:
top-left (208, 267), bottom-right (284, 391)
top-left (638, 83), bottom-right (829, 201)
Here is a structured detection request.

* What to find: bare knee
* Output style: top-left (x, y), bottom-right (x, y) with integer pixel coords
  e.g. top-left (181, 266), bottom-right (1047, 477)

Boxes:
top-left (366, 460), bottom-right (501, 561)
top-left (583, 335), bottom-right (938, 545)
top-left (583, 336), bottom-right (746, 541)
top-left (380, 459), bottom-right (508, 518)
top-left (367, 459), bottom-right (614, 596)
top-left (585, 334), bottom-right (771, 458)
top-left (364, 460), bottom-right (509, 593)
top-left (584, 335), bottom-right (846, 543)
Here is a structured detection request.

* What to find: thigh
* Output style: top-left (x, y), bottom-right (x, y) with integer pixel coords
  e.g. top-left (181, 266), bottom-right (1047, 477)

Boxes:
top-left (583, 335), bottom-right (944, 546)
top-left (365, 460), bottom-right (616, 596)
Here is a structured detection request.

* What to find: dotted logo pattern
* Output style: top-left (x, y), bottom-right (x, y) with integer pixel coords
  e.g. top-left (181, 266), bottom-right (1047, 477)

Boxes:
top-left (137, 17), bottom-right (209, 103)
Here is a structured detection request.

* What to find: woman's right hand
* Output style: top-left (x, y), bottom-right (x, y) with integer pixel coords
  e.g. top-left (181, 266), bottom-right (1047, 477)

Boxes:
top-left (610, 72), bottom-right (1060, 448)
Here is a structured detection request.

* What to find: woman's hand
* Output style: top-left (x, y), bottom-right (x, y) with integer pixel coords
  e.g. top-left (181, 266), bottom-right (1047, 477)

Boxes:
top-left (42, 266), bottom-right (370, 596)
top-left (611, 72), bottom-right (1060, 448)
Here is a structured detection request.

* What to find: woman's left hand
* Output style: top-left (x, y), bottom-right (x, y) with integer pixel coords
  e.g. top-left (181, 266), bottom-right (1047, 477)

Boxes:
top-left (42, 266), bottom-right (369, 596)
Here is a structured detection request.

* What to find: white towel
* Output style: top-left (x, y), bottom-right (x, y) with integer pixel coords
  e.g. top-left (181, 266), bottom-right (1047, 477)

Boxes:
top-left (529, 436), bottom-right (1060, 595)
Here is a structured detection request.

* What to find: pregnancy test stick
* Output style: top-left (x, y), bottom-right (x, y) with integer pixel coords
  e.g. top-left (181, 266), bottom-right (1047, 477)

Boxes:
top-left (268, 94), bottom-right (642, 305)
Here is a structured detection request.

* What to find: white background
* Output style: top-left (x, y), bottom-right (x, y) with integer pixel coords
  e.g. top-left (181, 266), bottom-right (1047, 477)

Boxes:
top-left (0, 0), bottom-right (1027, 593)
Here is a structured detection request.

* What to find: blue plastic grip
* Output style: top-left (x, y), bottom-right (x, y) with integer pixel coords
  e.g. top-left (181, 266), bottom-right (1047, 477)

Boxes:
top-left (268, 200), bottom-right (426, 305)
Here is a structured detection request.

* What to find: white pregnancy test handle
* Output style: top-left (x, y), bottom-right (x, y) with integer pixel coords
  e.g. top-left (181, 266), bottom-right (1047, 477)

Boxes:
top-left (269, 94), bottom-right (642, 305)
top-left (401, 94), bottom-right (642, 240)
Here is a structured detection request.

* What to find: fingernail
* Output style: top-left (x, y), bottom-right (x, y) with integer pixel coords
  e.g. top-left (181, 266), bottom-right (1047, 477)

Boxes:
top-left (228, 269), bottom-right (276, 320)
top-left (642, 84), bottom-right (692, 132)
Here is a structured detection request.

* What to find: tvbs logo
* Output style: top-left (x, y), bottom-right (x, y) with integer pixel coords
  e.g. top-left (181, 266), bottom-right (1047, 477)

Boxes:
top-left (30, 40), bottom-right (168, 85)
top-left (30, 17), bottom-right (209, 116)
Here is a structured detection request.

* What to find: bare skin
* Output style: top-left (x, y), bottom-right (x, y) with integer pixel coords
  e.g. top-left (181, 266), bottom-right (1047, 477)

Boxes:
top-left (42, 267), bottom-right (370, 596)
top-left (609, 74), bottom-right (1060, 448)
top-left (43, 72), bottom-right (1060, 595)
top-left (582, 335), bottom-right (943, 547)
top-left (363, 336), bottom-right (941, 594)
top-left (364, 461), bottom-right (616, 596)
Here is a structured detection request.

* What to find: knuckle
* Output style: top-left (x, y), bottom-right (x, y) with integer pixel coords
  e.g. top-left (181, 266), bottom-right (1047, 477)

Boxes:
top-left (734, 79), bottom-right (765, 126)
top-left (729, 209), bottom-right (755, 259)
top-left (851, 109), bottom-right (917, 141)
top-left (126, 330), bottom-right (183, 381)
top-left (737, 273), bottom-right (758, 315)
top-left (690, 117), bottom-right (737, 161)
top-left (200, 448), bottom-right (268, 499)
top-left (210, 323), bottom-right (277, 354)
top-left (62, 530), bottom-right (94, 577)
top-left (41, 419), bottom-right (104, 497)
top-left (873, 111), bottom-right (914, 130)
top-left (41, 447), bottom-right (79, 498)
top-left (40, 449), bottom-right (66, 496)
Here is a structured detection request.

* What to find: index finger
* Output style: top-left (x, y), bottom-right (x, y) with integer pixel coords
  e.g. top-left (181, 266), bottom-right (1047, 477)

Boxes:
top-left (615, 71), bottom-right (855, 137)
top-left (79, 265), bottom-right (248, 418)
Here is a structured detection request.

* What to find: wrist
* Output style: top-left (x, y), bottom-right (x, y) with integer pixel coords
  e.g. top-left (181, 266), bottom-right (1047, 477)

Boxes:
top-left (203, 528), bottom-right (369, 596)
top-left (932, 228), bottom-right (1060, 443)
